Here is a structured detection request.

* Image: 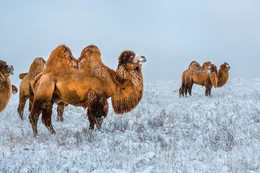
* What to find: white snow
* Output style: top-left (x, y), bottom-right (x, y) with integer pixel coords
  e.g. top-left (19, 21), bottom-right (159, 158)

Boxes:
top-left (0, 79), bottom-right (260, 172)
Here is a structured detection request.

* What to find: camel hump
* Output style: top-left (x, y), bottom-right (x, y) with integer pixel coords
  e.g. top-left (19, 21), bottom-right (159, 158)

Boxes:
top-left (188, 61), bottom-right (201, 70)
top-left (44, 45), bottom-right (78, 74)
top-left (78, 45), bottom-right (102, 68)
top-left (28, 57), bottom-right (46, 73)
top-left (19, 72), bottom-right (28, 79)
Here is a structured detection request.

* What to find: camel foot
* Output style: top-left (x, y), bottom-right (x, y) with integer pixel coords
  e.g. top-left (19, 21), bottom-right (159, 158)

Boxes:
top-left (89, 123), bottom-right (94, 130)
top-left (57, 116), bottom-right (64, 122)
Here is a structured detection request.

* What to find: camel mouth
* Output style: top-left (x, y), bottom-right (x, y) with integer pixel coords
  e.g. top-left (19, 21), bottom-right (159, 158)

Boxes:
top-left (7, 65), bottom-right (14, 75)
top-left (226, 65), bottom-right (230, 71)
top-left (136, 55), bottom-right (146, 66)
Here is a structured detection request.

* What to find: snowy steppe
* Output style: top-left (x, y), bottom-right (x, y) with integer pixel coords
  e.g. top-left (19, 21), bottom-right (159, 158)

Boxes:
top-left (0, 79), bottom-right (260, 173)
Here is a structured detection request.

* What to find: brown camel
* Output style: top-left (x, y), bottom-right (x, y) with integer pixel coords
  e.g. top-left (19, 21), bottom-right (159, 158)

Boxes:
top-left (179, 61), bottom-right (218, 97)
top-left (17, 57), bottom-right (67, 121)
top-left (0, 60), bottom-right (14, 113)
top-left (217, 62), bottom-right (230, 87)
top-left (17, 57), bottom-right (46, 120)
top-left (29, 44), bottom-right (146, 136)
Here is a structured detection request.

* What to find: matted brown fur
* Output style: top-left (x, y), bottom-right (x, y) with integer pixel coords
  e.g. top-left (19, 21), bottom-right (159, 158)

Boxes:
top-left (217, 62), bottom-right (230, 87)
top-left (29, 44), bottom-right (146, 136)
top-left (179, 61), bottom-right (218, 97)
top-left (0, 60), bottom-right (14, 113)
top-left (17, 57), bottom-right (46, 120)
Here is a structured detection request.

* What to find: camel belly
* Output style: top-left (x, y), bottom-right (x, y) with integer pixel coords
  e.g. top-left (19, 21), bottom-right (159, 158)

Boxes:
top-left (54, 80), bottom-right (111, 105)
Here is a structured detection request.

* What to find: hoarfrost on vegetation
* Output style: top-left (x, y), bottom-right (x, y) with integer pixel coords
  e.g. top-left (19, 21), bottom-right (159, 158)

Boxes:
top-left (0, 79), bottom-right (260, 172)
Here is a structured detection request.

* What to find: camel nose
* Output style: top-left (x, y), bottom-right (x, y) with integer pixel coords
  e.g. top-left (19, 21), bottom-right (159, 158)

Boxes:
top-left (138, 56), bottom-right (146, 66)
top-left (7, 65), bottom-right (14, 75)
top-left (227, 65), bottom-right (230, 71)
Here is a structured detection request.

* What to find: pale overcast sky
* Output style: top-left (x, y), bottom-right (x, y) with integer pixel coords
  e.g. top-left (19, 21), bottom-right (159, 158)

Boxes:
top-left (0, 0), bottom-right (259, 82)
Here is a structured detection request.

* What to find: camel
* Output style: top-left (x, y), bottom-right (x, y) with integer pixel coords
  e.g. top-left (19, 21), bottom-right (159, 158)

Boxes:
top-left (29, 44), bottom-right (146, 136)
top-left (17, 57), bottom-right (67, 121)
top-left (0, 60), bottom-right (14, 113)
top-left (217, 62), bottom-right (230, 87)
top-left (179, 61), bottom-right (218, 97)
top-left (17, 57), bottom-right (46, 120)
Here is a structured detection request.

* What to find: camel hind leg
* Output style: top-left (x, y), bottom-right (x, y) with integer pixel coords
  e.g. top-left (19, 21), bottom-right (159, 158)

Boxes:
top-left (205, 83), bottom-right (212, 97)
top-left (29, 76), bottom-right (55, 136)
top-left (179, 83), bottom-right (185, 98)
top-left (56, 102), bottom-right (68, 122)
top-left (41, 101), bottom-right (56, 134)
top-left (188, 82), bottom-right (194, 96)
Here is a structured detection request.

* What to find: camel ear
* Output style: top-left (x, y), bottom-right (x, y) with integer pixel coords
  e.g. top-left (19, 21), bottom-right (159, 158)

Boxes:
top-left (119, 55), bottom-right (127, 65)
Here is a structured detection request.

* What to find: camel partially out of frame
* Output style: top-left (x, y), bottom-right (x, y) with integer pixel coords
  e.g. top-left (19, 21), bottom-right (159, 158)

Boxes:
top-left (0, 60), bottom-right (14, 113)
top-left (29, 45), bottom-right (146, 136)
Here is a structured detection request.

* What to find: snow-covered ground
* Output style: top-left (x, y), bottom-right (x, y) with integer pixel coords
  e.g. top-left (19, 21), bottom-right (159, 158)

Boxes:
top-left (0, 79), bottom-right (260, 172)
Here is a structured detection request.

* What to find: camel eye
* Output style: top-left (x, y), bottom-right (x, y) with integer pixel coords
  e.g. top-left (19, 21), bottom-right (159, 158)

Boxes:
top-left (130, 57), bottom-right (134, 60)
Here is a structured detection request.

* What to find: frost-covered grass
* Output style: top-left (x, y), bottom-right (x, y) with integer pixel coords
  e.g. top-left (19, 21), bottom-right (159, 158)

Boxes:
top-left (0, 79), bottom-right (260, 172)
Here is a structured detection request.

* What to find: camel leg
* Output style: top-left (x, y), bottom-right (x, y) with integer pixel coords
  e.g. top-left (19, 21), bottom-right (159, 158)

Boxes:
top-left (17, 95), bottom-right (29, 120)
top-left (28, 91), bottom-right (34, 112)
top-left (29, 100), bottom-right (43, 137)
top-left (57, 102), bottom-right (68, 122)
top-left (188, 82), bottom-right (193, 96)
top-left (184, 84), bottom-right (188, 96)
top-left (179, 85), bottom-right (184, 98)
top-left (29, 76), bottom-right (55, 136)
top-left (87, 92), bottom-right (108, 130)
top-left (41, 101), bottom-right (56, 134)
top-left (87, 109), bottom-right (95, 130)
top-left (205, 83), bottom-right (212, 97)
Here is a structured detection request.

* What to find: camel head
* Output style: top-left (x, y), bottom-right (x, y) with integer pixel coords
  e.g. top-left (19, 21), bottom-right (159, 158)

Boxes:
top-left (118, 50), bottom-right (146, 71)
top-left (207, 64), bottom-right (218, 88)
top-left (202, 61), bottom-right (212, 70)
top-left (219, 62), bottom-right (230, 73)
top-left (0, 60), bottom-right (14, 77)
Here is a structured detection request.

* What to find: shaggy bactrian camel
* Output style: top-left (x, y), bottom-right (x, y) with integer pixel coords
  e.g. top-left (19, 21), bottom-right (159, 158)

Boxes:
top-left (29, 44), bottom-right (146, 136)
top-left (179, 61), bottom-right (218, 97)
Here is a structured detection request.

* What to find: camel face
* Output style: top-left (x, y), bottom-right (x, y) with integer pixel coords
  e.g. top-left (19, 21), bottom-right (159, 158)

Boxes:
top-left (220, 62), bottom-right (230, 72)
top-left (135, 55), bottom-right (146, 66)
top-left (119, 51), bottom-right (146, 71)
top-left (0, 60), bottom-right (14, 77)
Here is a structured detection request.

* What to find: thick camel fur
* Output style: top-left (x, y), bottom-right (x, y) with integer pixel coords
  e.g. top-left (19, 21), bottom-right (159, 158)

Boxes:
top-left (179, 61), bottom-right (218, 97)
top-left (29, 44), bottom-right (146, 136)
